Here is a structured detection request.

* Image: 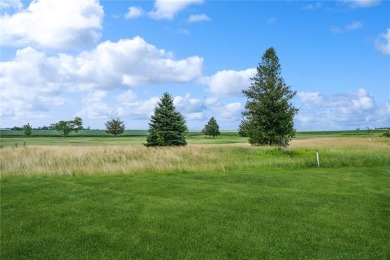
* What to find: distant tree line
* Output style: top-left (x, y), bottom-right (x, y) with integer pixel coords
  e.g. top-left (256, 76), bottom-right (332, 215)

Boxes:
top-left (10, 125), bottom-right (91, 131)
top-left (6, 47), bottom-right (308, 145)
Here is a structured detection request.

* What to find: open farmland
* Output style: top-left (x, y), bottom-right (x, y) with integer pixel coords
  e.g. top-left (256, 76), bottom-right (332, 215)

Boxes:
top-left (1, 133), bottom-right (389, 259)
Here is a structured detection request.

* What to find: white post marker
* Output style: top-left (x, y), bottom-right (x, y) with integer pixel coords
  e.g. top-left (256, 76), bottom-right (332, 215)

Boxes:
top-left (316, 149), bottom-right (320, 168)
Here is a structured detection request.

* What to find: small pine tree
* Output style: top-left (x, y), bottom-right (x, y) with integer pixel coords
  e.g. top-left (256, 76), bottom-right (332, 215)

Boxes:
top-left (23, 123), bottom-right (32, 137)
top-left (241, 47), bottom-right (298, 146)
top-left (202, 117), bottom-right (220, 138)
top-left (105, 118), bottom-right (125, 137)
top-left (145, 92), bottom-right (188, 147)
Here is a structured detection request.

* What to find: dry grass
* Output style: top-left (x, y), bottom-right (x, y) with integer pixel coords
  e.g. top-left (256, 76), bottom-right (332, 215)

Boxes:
top-left (1, 137), bottom-right (389, 177)
top-left (0, 145), bottom-right (227, 177)
top-left (290, 137), bottom-right (390, 150)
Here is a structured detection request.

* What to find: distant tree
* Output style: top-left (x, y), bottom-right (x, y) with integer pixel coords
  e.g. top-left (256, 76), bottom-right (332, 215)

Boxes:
top-left (202, 117), bottom-right (220, 138)
top-left (105, 118), bottom-right (125, 137)
top-left (381, 128), bottom-right (390, 138)
top-left (240, 47), bottom-right (298, 146)
top-left (51, 117), bottom-right (83, 137)
top-left (145, 92), bottom-right (188, 147)
top-left (23, 123), bottom-right (32, 137)
top-left (367, 127), bottom-right (372, 137)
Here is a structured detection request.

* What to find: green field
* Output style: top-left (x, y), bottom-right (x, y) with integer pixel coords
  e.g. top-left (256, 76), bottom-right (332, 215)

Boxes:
top-left (0, 130), bottom-right (243, 147)
top-left (0, 129), bottom-right (240, 138)
top-left (1, 133), bottom-right (389, 259)
top-left (0, 129), bottom-right (387, 148)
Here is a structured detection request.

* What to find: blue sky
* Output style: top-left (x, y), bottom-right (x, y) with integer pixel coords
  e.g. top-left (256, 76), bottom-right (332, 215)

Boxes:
top-left (1, 0), bottom-right (389, 130)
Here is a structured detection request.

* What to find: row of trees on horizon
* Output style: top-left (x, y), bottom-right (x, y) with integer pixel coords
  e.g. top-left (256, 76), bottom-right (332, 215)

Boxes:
top-left (8, 47), bottom-right (303, 146)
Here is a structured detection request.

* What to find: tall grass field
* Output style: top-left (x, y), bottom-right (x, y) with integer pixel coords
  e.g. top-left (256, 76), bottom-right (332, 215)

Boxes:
top-left (1, 133), bottom-right (389, 259)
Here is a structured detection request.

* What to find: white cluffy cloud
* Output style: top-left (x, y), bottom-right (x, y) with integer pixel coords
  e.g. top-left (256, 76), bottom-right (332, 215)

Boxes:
top-left (125, 6), bottom-right (144, 19)
top-left (77, 91), bottom-right (111, 119)
top-left (62, 37), bottom-right (203, 89)
top-left (296, 88), bottom-right (389, 130)
top-left (202, 68), bottom-right (256, 96)
top-left (53, 37), bottom-right (203, 90)
top-left (0, 47), bottom-right (67, 120)
top-left (375, 28), bottom-right (390, 55)
top-left (149, 0), bottom-right (203, 20)
top-left (0, 36), bottom-right (203, 121)
top-left (0, 0), bottom-right (103, 50)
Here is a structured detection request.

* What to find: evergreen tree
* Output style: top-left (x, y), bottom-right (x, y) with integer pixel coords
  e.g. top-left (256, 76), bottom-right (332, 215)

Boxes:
top-left (202, 117), bottom-right (220, 138)
top-left (105, 118), bottom-right (125, 137)
top-left (145, 92), bottom-right (188, 147)
top-left (240, 47), bottom-right (298, 146)
top-left (23, 123), bottom-right (32, 137)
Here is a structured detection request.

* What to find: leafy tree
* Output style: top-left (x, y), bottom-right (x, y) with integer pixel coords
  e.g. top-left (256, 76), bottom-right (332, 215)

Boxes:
top-left (105, 118), bottom-right (125, 137)
top-left (381, 129), bottom-right (390, 138)
top-left (202, 117), bottom-right (220, 138)
top-left (238, 120), bottom-right (249, 137)
top-left (23, 123), bottom-right (32, 137)
top-left (240, 47), bottom-right (298, 146)
top-left (145, 92), bottom-right (188, 147)
top-left (51, 117), bottom-right (83, 137)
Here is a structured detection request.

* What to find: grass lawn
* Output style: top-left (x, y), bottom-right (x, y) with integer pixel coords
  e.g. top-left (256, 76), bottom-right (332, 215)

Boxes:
top-left (1, 167), bottom-right (389, 259)
top-left (1, 135), bottom-right (389, 259)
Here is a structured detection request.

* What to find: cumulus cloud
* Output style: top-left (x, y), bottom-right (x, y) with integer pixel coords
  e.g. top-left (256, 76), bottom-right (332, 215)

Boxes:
top-left (56, 36), bottom-right (203, 90)
top-left (0, 47), bottom-right (67, 120)
top-left (216, 102), bottom-right (243, 120)
top-left (0, 0), bottom-right (103, 50)
top-left (174, 94), bottom-right (205, 113)
top-left (339, 0), bottom-right (381, 8)
top-left (72, 37), bottom-right (203, 88)
top-left (83, 90), bottom-right (107, 104)
top-left (77, 91), bottom-right (111, 119)
top-left (375, 28), bottom-right (390, 55)
top-left (0, 37), bottom-right (203, 122)
top-left (296, 88), bottom-right (389, 130)
top-left (188, 14), bottom-right (210, 23)
top-left (116, 90), bottom-right (137, 103)
top-left (125, 6), bottom-right (144, 19)
top-left (202, 68), bottom-right (256, 96)
top-left (149, 0), bottom-right (203, 20)
top-left (115, 96), bottom-right (160, 119)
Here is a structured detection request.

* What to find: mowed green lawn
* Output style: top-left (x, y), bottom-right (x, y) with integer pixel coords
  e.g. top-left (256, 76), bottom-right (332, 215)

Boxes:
top-left (1, 134), bottom-right (389, 259)
top-left (1, 167), bottom-right (389, 259)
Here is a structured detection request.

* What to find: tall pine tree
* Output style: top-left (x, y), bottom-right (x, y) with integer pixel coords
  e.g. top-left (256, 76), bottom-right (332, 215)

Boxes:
top-left (145, 92), bottom-right (188, 147)
top-left (240, 48), bottom-right (298, 146)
